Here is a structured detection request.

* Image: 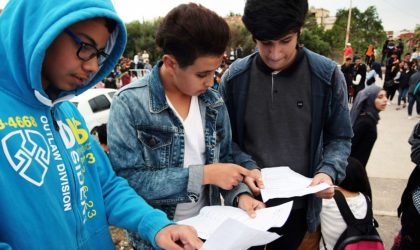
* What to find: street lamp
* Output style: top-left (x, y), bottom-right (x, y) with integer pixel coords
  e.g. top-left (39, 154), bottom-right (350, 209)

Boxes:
top-left (345, 0), bottom-right (352, 47)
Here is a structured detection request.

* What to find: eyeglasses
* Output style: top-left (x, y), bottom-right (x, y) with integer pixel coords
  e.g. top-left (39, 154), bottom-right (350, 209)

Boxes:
top-left (63, 29), bottom-right (108, 66)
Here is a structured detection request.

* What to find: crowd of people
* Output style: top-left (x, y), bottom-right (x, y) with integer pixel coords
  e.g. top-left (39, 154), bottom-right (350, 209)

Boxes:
top-left (0, 0), bottom-right (419, 249)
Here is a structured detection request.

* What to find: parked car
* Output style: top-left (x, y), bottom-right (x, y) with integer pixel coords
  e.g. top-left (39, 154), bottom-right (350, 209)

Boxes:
top-left (71, 88), bottom-right (116, 133)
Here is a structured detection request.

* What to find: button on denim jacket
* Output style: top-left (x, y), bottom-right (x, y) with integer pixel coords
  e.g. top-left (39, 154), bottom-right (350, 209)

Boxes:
top-left (108, 62), bottom-right (250, 249)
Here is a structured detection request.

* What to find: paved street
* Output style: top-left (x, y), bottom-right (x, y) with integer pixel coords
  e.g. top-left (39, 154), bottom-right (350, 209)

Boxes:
top-left (365, 84), bottom-right (418, 249)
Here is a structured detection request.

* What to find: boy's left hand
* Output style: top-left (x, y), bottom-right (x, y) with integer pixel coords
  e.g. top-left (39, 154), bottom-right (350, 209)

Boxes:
top-left (311, 173), bottom-right (334, 199)
top-left (237, 193), bottom-right (266, 218)
top-left (155, 224), bottom-right (203, 250)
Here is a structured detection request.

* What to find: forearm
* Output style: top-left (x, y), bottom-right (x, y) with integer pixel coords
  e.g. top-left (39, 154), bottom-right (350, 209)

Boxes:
top-left (318, 68), bottom-right (352, 183)
top-left (316, 138), bottom-right (351, 183)
top-left (221, 182), bottom-right (252, 206)
top-left (98, 152), bottom-right (173, 248)
top-left (117, 167), bottom-right (192, 201)
top-left (232, 142), bottom-right (258, 169)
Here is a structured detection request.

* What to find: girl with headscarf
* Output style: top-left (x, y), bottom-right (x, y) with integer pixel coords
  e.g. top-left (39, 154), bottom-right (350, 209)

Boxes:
top-left (350, 85), bottom-right (388, 168)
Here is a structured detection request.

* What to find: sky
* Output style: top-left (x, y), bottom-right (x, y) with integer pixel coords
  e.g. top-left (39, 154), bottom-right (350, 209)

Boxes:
top-left (0, 0), bottom-right (419, 32)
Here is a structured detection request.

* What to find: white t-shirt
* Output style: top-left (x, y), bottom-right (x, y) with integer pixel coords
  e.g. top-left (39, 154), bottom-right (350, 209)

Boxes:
top-left (320, 193), bottom-right (368, 250)
top-left (166, 96), bottom-right (207, 221)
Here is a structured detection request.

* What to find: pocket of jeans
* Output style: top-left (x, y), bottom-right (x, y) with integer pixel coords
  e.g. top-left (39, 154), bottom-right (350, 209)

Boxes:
top-left (137, 127), bottom-right (173, 169)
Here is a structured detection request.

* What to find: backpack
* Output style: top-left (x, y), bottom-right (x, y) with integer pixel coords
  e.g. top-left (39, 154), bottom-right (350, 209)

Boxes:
top-left (330, 190), bottom-right (384, 250)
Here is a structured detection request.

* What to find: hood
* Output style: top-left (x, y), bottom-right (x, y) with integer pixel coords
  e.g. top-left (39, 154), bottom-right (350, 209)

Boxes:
top-left (0, 0), bottom-right (126, 107)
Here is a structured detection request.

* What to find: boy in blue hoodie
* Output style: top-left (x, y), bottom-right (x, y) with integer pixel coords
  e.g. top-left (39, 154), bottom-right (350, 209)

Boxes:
top-left (0, 0), bottom-right (202, 249)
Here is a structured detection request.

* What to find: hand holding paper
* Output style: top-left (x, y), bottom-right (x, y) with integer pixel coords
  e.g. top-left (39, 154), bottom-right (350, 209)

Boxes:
top-left (260, 166), bottom-right (332, 202)
top-left (178, 202), bottom-right (292, 239)
top-left (200, 219), bottom-right (280, 250)
top-left (310, 172), bottom-right (334, 199)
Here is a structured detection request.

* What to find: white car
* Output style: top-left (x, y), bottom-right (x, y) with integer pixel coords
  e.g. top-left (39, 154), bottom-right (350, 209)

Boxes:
top-left (71, 88), bottom-right (117, 133)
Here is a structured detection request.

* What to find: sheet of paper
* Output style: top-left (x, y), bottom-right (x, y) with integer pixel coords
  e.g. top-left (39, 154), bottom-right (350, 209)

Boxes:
top-left (178, 201), bottom-right (293, 239)
top-left (200, 218), bottom-right (280, 250)
top-left (261, 166), bottom-right (332, 202)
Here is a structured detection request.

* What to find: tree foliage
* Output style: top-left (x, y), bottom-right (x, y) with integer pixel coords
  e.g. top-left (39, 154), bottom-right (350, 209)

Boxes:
top-left (325, 6), bottom-right (387, 58)
top-left (123, 6), bottom-right (388, 63)
top-left (300, 14), bottom-right (330, 56)
top-left (227, 23), bottom-right (255, 55)
top-left (124, 19), bottom-right (161, 63)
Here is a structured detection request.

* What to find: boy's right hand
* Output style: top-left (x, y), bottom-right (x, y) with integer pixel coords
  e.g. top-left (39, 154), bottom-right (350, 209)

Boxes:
top-left (203, 163), bottom-right (259, 190)
top-left (155, 224), bottom-right (202, 250)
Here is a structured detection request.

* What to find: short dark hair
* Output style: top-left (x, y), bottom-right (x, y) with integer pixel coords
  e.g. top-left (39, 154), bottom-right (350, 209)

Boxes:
top-left (103, 18), bottom-right (116, 33)
top-left (96, 124), bottom-right (108, 145)
top-left (156, 3), bottom-right (230, 68)
top-left (242, 0), bottom-right (308, 41)
top-left (340, 157), bottom-right (372, 198)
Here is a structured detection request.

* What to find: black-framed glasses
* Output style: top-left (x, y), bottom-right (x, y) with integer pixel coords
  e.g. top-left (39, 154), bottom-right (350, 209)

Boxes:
top-left (63, 29), bottom-right (109, 66)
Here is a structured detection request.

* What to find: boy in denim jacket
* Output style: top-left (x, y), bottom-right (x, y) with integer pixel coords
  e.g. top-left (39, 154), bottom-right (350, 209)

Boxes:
top-left (108, 3), bottom-right (264, 249)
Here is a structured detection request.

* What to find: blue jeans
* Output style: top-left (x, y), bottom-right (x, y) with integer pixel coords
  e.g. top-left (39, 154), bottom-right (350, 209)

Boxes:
top-left (408, 93), bottom-right (420, 116)
top-left (398, 87), bottom-right (409, 106)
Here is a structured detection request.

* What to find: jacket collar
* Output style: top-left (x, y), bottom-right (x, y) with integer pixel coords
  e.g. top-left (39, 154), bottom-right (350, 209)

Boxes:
top-left (226, 48), bottom-right (336, 86)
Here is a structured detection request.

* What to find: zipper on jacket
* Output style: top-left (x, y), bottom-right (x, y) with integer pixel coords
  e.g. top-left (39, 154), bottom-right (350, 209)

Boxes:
top-left (49, 117), bottom-right (84, 248)
top-left (50, 108), bottom-right (60, 131)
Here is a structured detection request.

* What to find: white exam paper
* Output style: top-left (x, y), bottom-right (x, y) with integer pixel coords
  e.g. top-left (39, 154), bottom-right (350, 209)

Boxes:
top-left (200, 218), bottom-right (280, 250)
top-left (178, 201), bottom-right (293, 239)
top-left (261, 166), bottom-right (331, 202)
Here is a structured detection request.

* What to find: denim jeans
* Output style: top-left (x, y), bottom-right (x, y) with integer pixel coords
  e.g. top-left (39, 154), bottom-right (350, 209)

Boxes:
top-left (398, 87), bottom-right (409, 106)
top-left (408, 93), bottom-right (420, 116)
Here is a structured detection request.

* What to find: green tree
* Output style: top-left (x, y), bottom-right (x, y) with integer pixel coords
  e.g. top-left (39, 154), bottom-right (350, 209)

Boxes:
top-left (325, 6), bottom-right (387, 60)
top-left (227, 22), bottom-right (255, 56)
top-left (300, 13), bottom-right (330, 56)
top-left (125, 19), bottom-right (161, 64)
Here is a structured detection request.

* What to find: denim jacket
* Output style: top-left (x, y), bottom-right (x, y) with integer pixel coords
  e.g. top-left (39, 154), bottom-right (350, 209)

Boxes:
top-left (220, 48), bottom-right (353, 232)
top-left (108, 62), bottom-right (249, 249)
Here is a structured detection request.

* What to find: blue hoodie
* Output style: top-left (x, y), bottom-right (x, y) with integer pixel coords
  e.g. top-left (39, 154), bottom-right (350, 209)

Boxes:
top-left (0, 0), bottom-right (173, 249)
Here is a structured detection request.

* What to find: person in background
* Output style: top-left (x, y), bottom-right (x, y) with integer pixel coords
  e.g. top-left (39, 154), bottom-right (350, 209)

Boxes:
top-left (365, 61), bottom-right (382, 87)
top-left (0, 0), bottom-right (202, 249)
top-left (396, 61), bottom-right (414, 112)
top-left (352, 56), bottom-right (367, 99)
top-left (407, 59), bottom-right (420, 119)
top-left (341, 57), bottom-right (355, 103)
top-left (320, 156), bottom-right (373, 250)
top-left (107, 3), bottom-right (264, 249)
top-left (220, 0), bottom-right (353, 248)
top-left (392, 121), bottom-right (420, 249)
top-left (397, 39), bottom-right (405, 61)
top-left (104, 71), bottom-right (117, 89)
top-left (381, 39), bottom-right (389, 66)
top-left (143, 58), bottom-right (153, 71)
top-left (93, 124), bottom-right (109, 156)
top-left (119, 67), bottom-right (131, 87)
top-left (141, 50), bottom-right (150, 63)
top-left (384, 54), bottom-right (401, 105)
top-left (344, 42), bottom-right (353, 62)
top-left (350, 85), bottom-right (388, 168)
top-left (410, 48), bottom-right (419, 63)
top-left (365, 44), bottom-right (375, 66)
